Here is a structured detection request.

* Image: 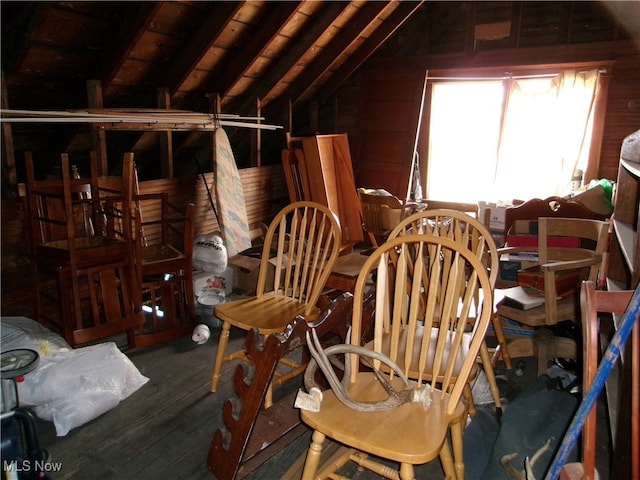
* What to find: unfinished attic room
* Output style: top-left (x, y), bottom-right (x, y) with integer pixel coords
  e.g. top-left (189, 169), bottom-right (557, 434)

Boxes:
top-left (2, 1), bottom-right (640, 479)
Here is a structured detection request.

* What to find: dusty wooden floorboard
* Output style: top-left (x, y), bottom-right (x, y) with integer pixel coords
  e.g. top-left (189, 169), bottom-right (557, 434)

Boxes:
top-left (23, 326), bottom-right (609, 480)
top-left (34, 330), bottom-right (261, 480)
top-left (30, 326), bottom-right (443, 480)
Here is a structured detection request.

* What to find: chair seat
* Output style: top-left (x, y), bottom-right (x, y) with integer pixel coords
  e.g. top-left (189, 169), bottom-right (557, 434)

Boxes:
top-left (140, 243), bottom-right (184, 263)
top-left (215, 293), bottom-right (321, 334)
top-left (36, 236), bottom-right (129, 268)
top-left (498, 294), bottom-right (578, 327)
top-left (300, 372), bottom-right (465, 465)
top-left (139, 243), bottom-right (188, 277)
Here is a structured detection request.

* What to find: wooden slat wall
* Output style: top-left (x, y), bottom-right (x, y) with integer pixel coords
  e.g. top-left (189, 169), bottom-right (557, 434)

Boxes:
top-left (135, 165), bottom-right (288, 241)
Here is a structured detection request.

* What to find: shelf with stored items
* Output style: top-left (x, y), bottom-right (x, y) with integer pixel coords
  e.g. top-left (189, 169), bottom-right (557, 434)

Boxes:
top-left (607, 157), bottom-right (640, 291)
top-left (603, 130), bottom-right (640, 480)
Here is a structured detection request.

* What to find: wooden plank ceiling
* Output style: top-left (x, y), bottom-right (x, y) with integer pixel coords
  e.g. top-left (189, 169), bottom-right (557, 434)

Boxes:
top-left (1, 1), bottom-right (425, 174)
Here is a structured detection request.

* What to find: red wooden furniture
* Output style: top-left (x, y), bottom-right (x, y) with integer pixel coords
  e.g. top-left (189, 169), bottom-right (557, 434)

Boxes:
top-left (23, 152), bottom-right (143, 347)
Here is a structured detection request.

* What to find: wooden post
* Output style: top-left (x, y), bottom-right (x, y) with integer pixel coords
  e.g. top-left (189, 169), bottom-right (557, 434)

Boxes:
top-left (309, 100), bottom-right (319, 133)
top-left (1, 71), bottom-right (17, 198)
top-left (250, 97), bottom-right (262, 167)
top-left (209, 93), bottom-right (222, 172)
top-left (87, 80), bottom-right (108, 175)
top-left (157, 87), bottom-right (174, 178)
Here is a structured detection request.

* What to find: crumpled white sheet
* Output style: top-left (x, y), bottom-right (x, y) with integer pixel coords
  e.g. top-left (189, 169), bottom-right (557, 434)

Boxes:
top-left (1, 317), bottom-right (149, 436)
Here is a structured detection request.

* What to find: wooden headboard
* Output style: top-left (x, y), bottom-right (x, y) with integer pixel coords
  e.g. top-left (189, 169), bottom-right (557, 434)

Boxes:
top-left (504, 196), bottom-right (611, 243)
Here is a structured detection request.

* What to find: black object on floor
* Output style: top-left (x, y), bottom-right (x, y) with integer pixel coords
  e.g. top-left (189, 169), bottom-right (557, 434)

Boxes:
top-left (464, 374), bottom-right (579, 480)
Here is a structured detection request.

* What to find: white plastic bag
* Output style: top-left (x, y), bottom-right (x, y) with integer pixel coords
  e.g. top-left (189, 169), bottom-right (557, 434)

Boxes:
top-left (193, 231), bottom-right (228, 273)
top-left (17, 342), bottom-right (149, 436)
top-left (1, 316), bottom-right (71, 355)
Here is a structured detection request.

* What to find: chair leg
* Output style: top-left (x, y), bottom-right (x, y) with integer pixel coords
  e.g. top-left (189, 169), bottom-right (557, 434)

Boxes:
top-left (451, 419), bottom-right (465, 480)
top-left (301, 430), bottom-right (326, 480)
top-left (439, 436), bottom-right (456, 479)
top-left (491, 312), bottom-right (512, 369)
top-left (211, 321), bottom-right (232, 392)
top-left (264, 382), bottom-right (274, 409)
top-left (479, 341), bottom-right (503, 415)
top-left (398, 463), bottom-right (415, 480)
top-left (462, 384), bottom-right (477, 418)
top-left (184, 271), bottom-right (196, 320)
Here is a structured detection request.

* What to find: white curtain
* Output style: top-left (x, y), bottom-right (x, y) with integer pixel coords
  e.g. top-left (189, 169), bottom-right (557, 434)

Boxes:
top-left (493, 69), bottom-right (599, 201)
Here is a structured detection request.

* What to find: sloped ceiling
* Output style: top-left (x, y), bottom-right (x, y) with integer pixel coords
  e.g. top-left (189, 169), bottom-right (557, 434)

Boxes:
top-left (1, 1), bottom-right (425, 175)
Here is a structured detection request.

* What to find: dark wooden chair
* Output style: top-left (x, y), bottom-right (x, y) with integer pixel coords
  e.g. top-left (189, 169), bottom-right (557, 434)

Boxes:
top-left (91, 152), bottom-right (197, 347)
top-left (23, 152), bottom-right (143, 347)
top-left (560, 281), bottom-right (636, 480)
top-left (130, 194), bottom-right (196, 348)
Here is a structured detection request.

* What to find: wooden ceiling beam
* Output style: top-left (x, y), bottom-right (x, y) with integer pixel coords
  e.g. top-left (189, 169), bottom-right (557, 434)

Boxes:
top-left (165, 1), bottom-right (244, 96)
top-left (208, 2), bottom-right (302, 100)
top-left (0, 3), bottom-right (49, 77)
top-left (285, 1), bottom-right (389, 108)
top-left (316, 1), bottom-right (426, 105)
top-left (230, 2), bottom-right (348, 114)
top-left (99, 2), bottom-right (163, 92)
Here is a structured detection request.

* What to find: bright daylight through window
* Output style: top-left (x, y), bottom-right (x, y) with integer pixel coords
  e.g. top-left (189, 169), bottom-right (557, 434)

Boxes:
top-left (425, 69), bottom-right (599, 204)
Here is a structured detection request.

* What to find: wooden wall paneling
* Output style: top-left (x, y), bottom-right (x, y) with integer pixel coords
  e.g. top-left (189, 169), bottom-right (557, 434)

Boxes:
top-left (352, 68), bottom-right (426, 199)
top-left (601, 53), bottom-right (640, 182)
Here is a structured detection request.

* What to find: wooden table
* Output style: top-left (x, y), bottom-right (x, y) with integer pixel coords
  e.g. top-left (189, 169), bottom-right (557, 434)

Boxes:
top-left (325, 250), bottom-right (369, 293)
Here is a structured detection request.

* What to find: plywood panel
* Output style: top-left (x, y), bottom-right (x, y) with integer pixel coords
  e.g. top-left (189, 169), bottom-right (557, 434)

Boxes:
top-left (353, 68), bottom-right (426, 199)
top-left (300, 134), bottom-right (364, 248)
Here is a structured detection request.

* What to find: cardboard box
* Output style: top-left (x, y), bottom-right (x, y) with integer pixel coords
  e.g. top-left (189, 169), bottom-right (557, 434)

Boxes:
top-left (478, 201), bottom-right (509, 231)
top-left (228, 253), bottom-right (275, 295)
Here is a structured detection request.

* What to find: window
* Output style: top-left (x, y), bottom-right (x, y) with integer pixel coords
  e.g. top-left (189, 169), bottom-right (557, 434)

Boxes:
top-left (423, 68), bottom-right (602, 204)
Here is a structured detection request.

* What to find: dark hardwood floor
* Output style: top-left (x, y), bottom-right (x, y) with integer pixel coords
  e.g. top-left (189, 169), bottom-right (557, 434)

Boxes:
top-left (5, 320), bottom-right (611, 480)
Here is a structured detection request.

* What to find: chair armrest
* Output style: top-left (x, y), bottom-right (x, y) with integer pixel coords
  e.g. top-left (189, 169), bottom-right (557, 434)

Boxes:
top-left (539, 254), bottom-right (602, 273)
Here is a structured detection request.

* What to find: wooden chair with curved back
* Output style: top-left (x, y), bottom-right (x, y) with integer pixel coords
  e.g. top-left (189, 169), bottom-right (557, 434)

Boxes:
top-left (299, 234), bottom-right (494, 480)
top-left (386, 208), bottom-right (507, 416)
top-left (407, 199), bottom-right (511, 366)
top-left (210, 201), bottom-right (342, 407)
top-left (357, 188), bottom-right (412, 247)
top-left (497, 216), bottom-right (611, 375)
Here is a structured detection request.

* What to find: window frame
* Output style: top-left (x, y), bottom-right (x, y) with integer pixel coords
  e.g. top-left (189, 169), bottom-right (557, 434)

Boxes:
top-left (416, 62), bottom-right (611, 202)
